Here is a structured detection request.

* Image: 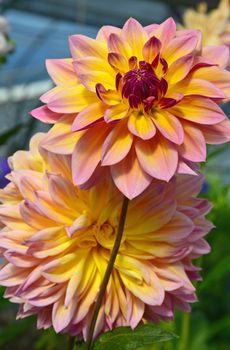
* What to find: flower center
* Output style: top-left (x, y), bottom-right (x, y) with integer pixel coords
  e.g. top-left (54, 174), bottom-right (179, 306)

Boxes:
top-left (93, 222), bottom-right (125, 249)
top-left (118, 60), bottom-right (168, 112)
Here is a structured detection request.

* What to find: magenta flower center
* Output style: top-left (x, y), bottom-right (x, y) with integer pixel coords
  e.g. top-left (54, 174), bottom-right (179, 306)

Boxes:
top-left (120, 60), bottom-right (168, 111)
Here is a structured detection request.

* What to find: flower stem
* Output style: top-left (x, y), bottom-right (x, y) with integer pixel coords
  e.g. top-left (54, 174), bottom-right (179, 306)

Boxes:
top-left (67, 336), bottom-right (75, 350)
top-left (179, 312), bottom-right (190, 350)
top-left (85, 196), bottom-right (129, 350)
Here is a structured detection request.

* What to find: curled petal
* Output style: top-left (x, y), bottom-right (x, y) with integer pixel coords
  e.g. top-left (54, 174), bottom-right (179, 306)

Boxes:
top-left (142, 36), bottom-right (161, 63)
top-left (96, 84), bottom-right (120, 105)
top-left (30, 106), bottom-right (61, 124)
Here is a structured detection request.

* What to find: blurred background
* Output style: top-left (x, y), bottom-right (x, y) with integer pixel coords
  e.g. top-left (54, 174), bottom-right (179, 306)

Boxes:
top-left (0, 0), bottom-right (229, 349)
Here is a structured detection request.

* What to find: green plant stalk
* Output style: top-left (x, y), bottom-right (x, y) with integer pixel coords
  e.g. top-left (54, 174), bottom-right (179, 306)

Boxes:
top-left (85, 196), bottom-right (129, 350)
top-left (67, 336), bottom-right (75, 350)
top-left (179, 312), bottom-right (190, 350)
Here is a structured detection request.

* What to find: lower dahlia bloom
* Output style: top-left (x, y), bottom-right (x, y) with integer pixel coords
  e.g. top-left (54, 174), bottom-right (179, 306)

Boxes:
top-left (0, 133), bottom-right (212, 339)
top-left (31, 17), bottom-right (230, 199)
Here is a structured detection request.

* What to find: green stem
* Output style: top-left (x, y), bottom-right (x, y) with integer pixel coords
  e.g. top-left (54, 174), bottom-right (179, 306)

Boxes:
top-left (85, 196), bottom-right (129, 350)
top-left (67, 336), bottom-right (75, 350)
top-left (179, 312), bottom-right (190, 350)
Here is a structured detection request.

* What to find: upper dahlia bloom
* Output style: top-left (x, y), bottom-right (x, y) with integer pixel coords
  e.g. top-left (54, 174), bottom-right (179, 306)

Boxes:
top-left (31, 17), bottom-right (230, 199)
top-left (180, 0), bottom-right (230, 49)
top-left (0, 133), bottom-right (212, 339)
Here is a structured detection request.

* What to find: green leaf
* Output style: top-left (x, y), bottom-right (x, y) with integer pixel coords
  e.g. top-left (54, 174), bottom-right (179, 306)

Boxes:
top-left (93, 324), bottom-right (178, 350)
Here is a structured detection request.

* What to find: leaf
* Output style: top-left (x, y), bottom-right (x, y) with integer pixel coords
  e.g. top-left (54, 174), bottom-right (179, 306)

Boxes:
top-left (93, 324), bottom-right (178, 350)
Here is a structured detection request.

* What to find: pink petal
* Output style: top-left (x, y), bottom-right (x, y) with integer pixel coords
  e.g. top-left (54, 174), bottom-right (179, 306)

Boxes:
top-left (46, 58), bottom-right (76, 85)
top-left (177, 160), bottom-right (197, 176)
top-left (163, 33), bottom-right (198, 65)
top-left (152, 110), bottom-right (184, 145)
top-left (96, 25), bottom-right (122, 41)
top-left (96, 84), bottom-right (120, 105)
top-left (72, 102), bottom-right (106, 131)
top-left (52, 298), bottom-right (76, 333)
top-left (144, 23), bottom-right (159, 37)
top-left (135, 136), bottom-right (178, 181)
top-left (179, 122), bottom-right (206, 162)
top-left (30, 105), bottom-right (61, 124)
top-left (111, 147), bottom-right (152, 199)
top-left (202, 45), bottom-right (230, 68)
top-left (149, 17), bottom-right (176, 48)
top-left (170, 96), bottom-right (226, 125)
top-left (101, 121), bottom-right (133, 165)
top-left (72, 123), bottom-right (111, 186)
top-left (122, 18), bottom-right (148, 57)
top-left (69, 34), bottom-right (107, 59)
top-left (199, 118), bottom-right (230, 144)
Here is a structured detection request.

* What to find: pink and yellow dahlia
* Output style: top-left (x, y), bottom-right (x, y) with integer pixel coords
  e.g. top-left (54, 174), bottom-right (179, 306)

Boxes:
top-left (0, 133), bottom-right (212, 339)
top-left (31, 17), bottom-right (230, 199)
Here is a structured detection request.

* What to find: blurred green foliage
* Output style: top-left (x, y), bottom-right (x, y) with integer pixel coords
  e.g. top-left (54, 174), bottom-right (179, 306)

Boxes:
top-left (0, 144), bottom-right (229, 350)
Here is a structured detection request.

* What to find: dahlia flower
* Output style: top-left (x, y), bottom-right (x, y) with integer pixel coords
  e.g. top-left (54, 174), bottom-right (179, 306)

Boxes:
top-left (0, 133), bottom-right (213, 339)
top-left (31, 17), bottom-right (230, 199)
top-left (180, 0), bottom-right (230, 48)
